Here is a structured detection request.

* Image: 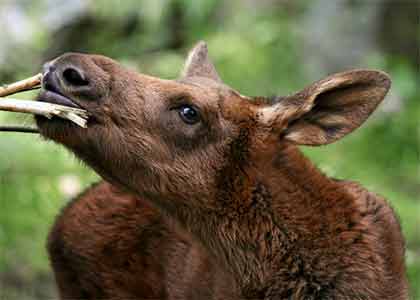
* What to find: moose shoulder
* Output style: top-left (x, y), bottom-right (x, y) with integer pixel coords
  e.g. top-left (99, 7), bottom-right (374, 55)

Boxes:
top-left (37, 41), bottom-right (408, 299)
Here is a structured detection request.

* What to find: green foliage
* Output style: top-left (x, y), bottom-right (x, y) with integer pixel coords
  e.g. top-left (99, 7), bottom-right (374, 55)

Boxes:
top-left (0, 1), bottom-right (418, 298)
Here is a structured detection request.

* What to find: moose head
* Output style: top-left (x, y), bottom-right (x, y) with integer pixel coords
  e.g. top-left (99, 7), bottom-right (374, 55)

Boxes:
top-left (36, 42), bottom-right (407, 298)
top-left (36, 41), bottom-right (389, 198)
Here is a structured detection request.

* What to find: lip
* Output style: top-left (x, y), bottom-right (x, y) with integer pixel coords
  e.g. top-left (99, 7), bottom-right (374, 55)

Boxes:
top-left (37, 90), bottom-right (81, 109)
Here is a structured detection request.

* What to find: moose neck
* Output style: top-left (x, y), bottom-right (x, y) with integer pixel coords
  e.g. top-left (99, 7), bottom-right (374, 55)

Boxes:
top-left (76, 118), bottom-right (351, 296)
top-left (127, 140), bottom-right (345, 295)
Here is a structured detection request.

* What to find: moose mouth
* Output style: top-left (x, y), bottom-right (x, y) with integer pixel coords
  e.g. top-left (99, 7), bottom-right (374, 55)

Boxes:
top-left (37, 90), bottom-right (80, 109)
top-left (35, 89), bottom-right (90, 134)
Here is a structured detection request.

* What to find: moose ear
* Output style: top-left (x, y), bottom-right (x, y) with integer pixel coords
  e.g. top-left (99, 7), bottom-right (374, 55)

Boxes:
top-left (181, 41), bottom-right (221, 82)
top-left (261, 70), bottom-right (391, 146)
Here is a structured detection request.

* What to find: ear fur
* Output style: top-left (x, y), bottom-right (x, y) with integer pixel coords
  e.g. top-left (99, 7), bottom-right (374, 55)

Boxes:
top-left (181, 41), bottom-right (221, 82)
top-left (261, 70), bottom-right (391, 146)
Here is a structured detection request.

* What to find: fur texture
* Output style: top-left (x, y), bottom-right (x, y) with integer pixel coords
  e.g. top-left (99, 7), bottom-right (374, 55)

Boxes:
top-left (39, 42), bottom-right (408, 299)
top-left (48, 181), bottom-right (237, 299)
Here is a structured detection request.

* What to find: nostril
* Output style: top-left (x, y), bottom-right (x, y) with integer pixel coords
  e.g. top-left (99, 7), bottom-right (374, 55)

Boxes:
top-left (62, 67), bottom-right (89, 87)
top-left (42, 71), bottom-right (60, 94)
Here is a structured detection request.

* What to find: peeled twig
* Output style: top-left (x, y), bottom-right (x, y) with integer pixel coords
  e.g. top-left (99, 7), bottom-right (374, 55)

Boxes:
top-left (0, 73), bottom-right (42, 97)
top-left (0, 98), bottom-right (89, 128)
top-left (0, 73), bottom-right (89, 129)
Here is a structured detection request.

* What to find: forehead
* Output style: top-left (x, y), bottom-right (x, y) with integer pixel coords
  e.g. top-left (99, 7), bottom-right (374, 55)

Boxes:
top-left (175, 76), bottom-right (241, 105)
top-left (177, 76), bottom-right (233, 91)
top-left (139, 75), bottom-right (236, 108)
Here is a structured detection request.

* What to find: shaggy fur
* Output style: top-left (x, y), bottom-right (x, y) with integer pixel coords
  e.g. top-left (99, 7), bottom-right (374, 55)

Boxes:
top-left (48, 181), bottom-right (236, 299)
top-left (38, 42), bottom-right (408, 299)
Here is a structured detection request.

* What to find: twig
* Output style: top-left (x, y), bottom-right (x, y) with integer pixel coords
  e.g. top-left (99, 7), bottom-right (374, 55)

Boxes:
top-left (0, 98), bottom-right (89, 128)
top-left (0, 126), bottom-right (39, 133)
top-left (0, 73), bottom-right (90, 128)
top-left (0, 73), bottom-right (42, 97)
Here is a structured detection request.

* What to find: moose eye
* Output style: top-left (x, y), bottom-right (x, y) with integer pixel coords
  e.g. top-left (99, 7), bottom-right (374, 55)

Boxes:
top-left (178, 105), bottom-right (200, 125)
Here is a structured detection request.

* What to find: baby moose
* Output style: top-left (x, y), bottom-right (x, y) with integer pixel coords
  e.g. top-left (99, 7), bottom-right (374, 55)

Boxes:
top-left (36, 42), bottom-right (408, 299)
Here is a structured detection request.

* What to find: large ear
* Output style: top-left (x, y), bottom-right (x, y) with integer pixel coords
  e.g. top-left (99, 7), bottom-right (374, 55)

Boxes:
top-left (181, 41), bottom-right (221, 82)
top-left (260, 70), bottom-right (391, 146)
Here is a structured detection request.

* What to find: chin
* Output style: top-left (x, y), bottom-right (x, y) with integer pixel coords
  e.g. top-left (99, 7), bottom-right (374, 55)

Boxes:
top-left (34, 92), bottom-right (74, 137)
top-left (35, 115), bottom-right (84, 146)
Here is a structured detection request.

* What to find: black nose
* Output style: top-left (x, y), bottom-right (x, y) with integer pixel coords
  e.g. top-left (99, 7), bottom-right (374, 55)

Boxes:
top-left (42, 61), bottom-right (89, 94)
top-left (42, 63), bottom-right (61, 94)
top-left (40, 60), bottom-right (85, 108)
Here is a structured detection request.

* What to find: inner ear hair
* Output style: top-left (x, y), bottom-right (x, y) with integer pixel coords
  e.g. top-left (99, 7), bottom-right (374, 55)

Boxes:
top-left (282, 69), bottom-right (391, 146)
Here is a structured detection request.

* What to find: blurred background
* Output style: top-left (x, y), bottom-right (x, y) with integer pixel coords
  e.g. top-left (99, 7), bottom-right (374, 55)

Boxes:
top-left (0, 0), bottom-right (418, 299)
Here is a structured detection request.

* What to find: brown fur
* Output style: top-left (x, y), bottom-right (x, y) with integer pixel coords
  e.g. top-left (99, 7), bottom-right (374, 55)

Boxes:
top-left (48, 181), bottom-right (237, 299)
top-left (38, 42), bottom-right (408, 299)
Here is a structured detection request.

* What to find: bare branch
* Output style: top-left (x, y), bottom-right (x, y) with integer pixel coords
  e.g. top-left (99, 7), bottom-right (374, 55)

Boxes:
top-left (0, 126), bottom-right (39, 133)
top-left (0, 74), bottom-right (42, 97)
top-left (0, 98), bottom-right (89, 128)
top-left (0, 73), bottom-right (89, 128)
